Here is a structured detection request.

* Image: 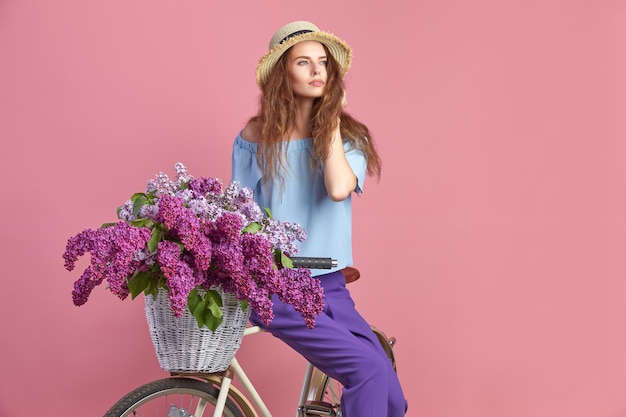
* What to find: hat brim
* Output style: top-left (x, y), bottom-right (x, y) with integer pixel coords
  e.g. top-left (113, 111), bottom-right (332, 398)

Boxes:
top-left (256, 31), bottom-right (352, 87)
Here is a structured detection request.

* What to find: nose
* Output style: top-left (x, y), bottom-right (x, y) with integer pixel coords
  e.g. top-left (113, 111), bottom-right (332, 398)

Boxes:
top-left (312, 63), bottom-right (322, 75)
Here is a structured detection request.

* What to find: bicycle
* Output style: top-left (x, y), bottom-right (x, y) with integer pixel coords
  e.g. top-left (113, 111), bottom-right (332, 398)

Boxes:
top-left (104, 260), bottom-right (398, 417)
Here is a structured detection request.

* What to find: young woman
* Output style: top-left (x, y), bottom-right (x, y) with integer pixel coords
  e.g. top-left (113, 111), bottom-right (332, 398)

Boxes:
top-left (231, 21), bottom-right (407, 417)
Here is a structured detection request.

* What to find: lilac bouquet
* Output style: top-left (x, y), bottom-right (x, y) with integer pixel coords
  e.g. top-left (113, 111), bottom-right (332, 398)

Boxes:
top-left (63, 163), bottom-right (324, 330)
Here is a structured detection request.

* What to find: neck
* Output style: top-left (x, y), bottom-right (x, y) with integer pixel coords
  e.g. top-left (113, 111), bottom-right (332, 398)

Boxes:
top-left (291, 97), bottom-right (314, 140)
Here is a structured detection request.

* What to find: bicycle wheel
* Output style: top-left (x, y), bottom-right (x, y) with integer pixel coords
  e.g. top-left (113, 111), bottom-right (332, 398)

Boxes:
top-left (302, 326), bottom-right (397, 417)
top-left (104, 377), bottom-right (251, 417)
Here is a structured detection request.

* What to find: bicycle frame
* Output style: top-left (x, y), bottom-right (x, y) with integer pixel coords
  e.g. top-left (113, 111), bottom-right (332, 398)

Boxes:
top-left (195, 325), bottom-right (320, 417)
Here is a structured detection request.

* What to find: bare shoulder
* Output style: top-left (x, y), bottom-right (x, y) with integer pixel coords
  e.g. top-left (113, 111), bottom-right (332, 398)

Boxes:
top-left (241, 120), bottom-right (260, 143)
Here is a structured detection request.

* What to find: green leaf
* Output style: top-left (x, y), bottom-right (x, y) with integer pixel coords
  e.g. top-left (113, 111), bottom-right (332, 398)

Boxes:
top-left (204, 310), bottom-right (222, 332)
top-left (147, 284), bottom-right (159, 299)
top-left (280, 252), bottom-right (293, 269)
top-left (127, 270), bottom-right (152, 299)
top-left (129, 218), bottom-right (154, 228)
top-left (264, 207), bottom-right (273, 218)
top-left (207, 290), bottom-right (223, 308)
top-left (147, 224), bottom-right (166, 253)
top-left (145, 277), bottom-right (160, 298)
top-left (101, 222), bottom-right (117, 228)
top-left (239, 300), bottom-right (249, 312)
top-left (204, 291), bottom-right (224, 331)
top-left (186, 289), bottom-right (229, 331)
top-left (208, 300), bottom-right (223, 318)
top-left (192, 299), bottom-right (207, 327)
top-left (242, 222), bottom-right (261, 234)
top-left (130, 192), bottom-right (148, 202)
top-left (187, 288), bottom-right (201, 313)
top-left (132, 194), bottom-right (149, 218)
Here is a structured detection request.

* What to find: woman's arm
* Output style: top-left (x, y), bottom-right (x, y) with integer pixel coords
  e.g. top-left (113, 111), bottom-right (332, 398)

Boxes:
top-left (323, 119), bottom-right (357, 201)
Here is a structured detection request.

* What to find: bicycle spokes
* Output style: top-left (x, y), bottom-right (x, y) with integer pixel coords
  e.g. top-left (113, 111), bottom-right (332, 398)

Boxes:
top-left (168, 405), bottom-right (193, 417)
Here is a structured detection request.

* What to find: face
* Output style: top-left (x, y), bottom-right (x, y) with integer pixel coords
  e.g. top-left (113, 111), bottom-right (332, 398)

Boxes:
top-left (286, 41), bottom-right (328, 99)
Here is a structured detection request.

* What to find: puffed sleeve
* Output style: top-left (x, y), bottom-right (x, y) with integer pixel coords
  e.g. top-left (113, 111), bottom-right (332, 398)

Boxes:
top-left (231, 133), bottom-right (263, 191)
top-left (344, 141), bottom-right (367, 195)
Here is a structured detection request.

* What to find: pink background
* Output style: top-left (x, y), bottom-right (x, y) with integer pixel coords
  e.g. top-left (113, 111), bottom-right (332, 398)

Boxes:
top-left (1, 1), bottom-right (625, 416)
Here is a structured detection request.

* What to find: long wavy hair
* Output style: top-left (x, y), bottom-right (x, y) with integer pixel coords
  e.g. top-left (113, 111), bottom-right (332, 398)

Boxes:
top-left (250, 44), bottom-right (382, 187)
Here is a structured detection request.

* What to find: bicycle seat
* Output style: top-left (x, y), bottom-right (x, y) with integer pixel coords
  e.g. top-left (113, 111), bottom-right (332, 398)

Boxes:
top-left (341, 267), bottom-right (360, 283)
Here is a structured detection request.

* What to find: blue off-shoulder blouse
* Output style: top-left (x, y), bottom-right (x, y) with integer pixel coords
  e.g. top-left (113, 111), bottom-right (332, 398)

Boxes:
top-left (231, 132), bottom-right (367, 277)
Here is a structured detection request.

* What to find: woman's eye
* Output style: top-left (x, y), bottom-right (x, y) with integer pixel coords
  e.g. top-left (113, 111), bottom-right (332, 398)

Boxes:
top-left (320, 60), bottom-right (328, 66)
top-left (297, 60), bottom-right (308, 66)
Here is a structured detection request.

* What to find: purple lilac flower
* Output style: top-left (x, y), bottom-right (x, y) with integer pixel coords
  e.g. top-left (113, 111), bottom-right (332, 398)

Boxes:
top-left (64, 223), bottom-right (151, 305)
top-left (221, 181), bottom-right (243, 212)
top-left (173, 188), bottom-right (194, 205)
top-left (133, 248), bottom-right (152, 262)
top-left (118, 200), bottom-right (135, 221)
top-left (260, 218), bottom-right (307, 256)
top-left (105, 223), bottom-right (153, 299)
top-left (63, 229), bottom-right (96, 271)
top-left (240, 234), bottom-right (280, 296)
top-left (187, 195), bottom-right (228, 222)
top-left (156, 194), bottom-right (212, 272)
top-left (210, 212), bottom-right (244, 244)
top-left (138, 203), bottom-right (159, 220)
top-left (186, 196), bottom-right (210, 217)
top-left (245, 280), bottom-right (274, 325)
top-left (145, 179), bottom-right (158, 193)
top-left (208, 242), bottom-right (245, 287)
top-left (232, 184), bottom-right (264, 223)
top-left (174, 162), bottom-right (193, 187)
top-left (277, 267), bottom-right (324, 329)
top-left (241, 233), bottom-right (275, 274)
top-left (188, 176), bottom-right (223, 199)
top-left (154, 195), bottom-right (184, 228)
top-left (228, 233), bottom-right (275, 300)
top-left (72, 266), bottom-right (97, 306)
top-left (147, 172), bottom-right (176, 195)
top-left (156, 240), bottom-right (196, 317)
top-left (180, 252), bottom-right (208, 287)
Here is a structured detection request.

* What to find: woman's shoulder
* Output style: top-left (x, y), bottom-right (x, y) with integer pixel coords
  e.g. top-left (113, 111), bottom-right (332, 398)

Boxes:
top-left (241, 120), bottom-right (260, 143)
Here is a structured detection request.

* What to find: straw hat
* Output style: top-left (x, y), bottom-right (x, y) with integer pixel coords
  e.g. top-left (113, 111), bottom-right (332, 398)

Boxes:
top-left (256, 21), bottom-right (352, 87)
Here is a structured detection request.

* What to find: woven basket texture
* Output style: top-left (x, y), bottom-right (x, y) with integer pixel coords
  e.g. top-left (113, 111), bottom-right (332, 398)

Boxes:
top-left (145, 288), bottom-right (251, 372)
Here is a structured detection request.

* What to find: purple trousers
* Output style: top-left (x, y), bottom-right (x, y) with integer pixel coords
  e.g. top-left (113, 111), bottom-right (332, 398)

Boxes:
top-left (249, 270), bottom-right (408, 417)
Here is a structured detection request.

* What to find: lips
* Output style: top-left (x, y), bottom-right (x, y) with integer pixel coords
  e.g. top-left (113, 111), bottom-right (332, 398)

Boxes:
top-left (309, 79), bottom-right (325, 87)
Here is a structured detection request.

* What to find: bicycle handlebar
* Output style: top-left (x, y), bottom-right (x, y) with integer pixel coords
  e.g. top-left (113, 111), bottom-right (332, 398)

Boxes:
top-left (290, 257), bottom-right (337, 269)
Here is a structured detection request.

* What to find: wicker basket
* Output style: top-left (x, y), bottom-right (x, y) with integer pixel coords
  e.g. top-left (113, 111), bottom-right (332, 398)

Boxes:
top-left (144, 288), bottom-right (251, 373)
